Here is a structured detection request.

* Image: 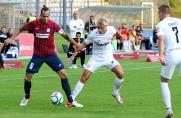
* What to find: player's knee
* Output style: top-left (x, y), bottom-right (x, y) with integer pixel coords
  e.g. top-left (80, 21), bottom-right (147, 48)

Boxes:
top-left (60, 72), bottom-right (68, 79)
top-left (58, 70), bottom-right (68, 79)
top-left (25, 73), bottom-right (33, 81)
top-left (160, 76), bottom-right (169, 83)
top-left (60, 71), bottom-right (68, 79)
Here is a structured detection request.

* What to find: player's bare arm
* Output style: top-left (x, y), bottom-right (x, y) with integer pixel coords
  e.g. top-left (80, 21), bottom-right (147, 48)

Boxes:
top-left (158, 35), bottom-right (166, 65)
top-left (60, 32), bottom-right (81, 51)
top-left (4, 28), bottom-right (23, 45)
top-left (68, 41), bottom-right (87, 62)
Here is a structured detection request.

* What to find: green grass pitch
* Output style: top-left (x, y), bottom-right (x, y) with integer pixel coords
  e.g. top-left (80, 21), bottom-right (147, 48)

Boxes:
top-left (0, 34), bottom-right (181, 118)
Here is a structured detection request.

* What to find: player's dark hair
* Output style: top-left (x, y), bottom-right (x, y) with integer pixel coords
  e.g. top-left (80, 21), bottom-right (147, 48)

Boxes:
top-left (158, 4), bottom-right (170, 14)
top-left (41, 5), bottom-right (50, 14)
top-left (76, 32), bottom-right (81, 35)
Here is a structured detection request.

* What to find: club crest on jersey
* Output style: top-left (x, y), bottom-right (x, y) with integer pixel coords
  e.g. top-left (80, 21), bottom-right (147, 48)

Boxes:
top-left (156, 27), bottom-right (159, 32)
top-left (46, 28), bottom-right (50, 32)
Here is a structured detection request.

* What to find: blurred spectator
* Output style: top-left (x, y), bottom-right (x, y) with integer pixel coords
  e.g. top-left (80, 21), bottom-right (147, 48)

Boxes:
top-left (69, 11), bottom-right (84, 38)
top-left (116, 34), bottom-right (123, 50)
top-left (26, 16), bottom-right (36, 33)
top-left (153, 28), bottom-right (158, 44)
top-left (128, 25), bottom-right (137, 51)
top-left (112, 34), bottom-right (118, 52)
top-left (142, 30), bottom-right (152, 50)
top-left (67, 32), bottom-right (85, 69)
top-left (135, 25), bottom-right (144, 49)
top-left (139, 23), bottom-right (143, 31)
top-left (26, 16), bottom-right (36, 23)
top-left (0, 26), bottom-right (15, 54)
top-left (84, 15), bottom-right (96, 33)
top-left (84, 15), bottom-right (96, 55)
top-left (119, 23), bottom-right (132, 52)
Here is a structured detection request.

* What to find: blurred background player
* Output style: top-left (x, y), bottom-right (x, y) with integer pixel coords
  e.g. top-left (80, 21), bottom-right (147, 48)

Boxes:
top-left (26, 14), bottom-right (36, 33)
top-left (84, 15), bottom-right (96, 55)
top-left (5, 5), bottom-right (82, 108)
top-left (118, 23), bottom-right (132, 52)
top-left (157, 4), bottom-right (181, 118)
top-left (84, 14), bottom-right (96, 33)
top-left (0, 26), bottom-right (14, 55)
top-left (71, 17), bottom-right (124, 107)
top-left (69, 11), bottom-right (84, 39)
top-left (67, 32), bottom-right (85, 68)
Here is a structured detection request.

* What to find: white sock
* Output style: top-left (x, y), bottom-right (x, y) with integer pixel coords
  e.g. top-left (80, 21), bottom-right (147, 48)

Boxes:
top-left (160, 82), bottom-right (172, 110)
top-left (113, 77), bottom-right (124, 94)
top-left (71, 80), bottom-right (84, 100)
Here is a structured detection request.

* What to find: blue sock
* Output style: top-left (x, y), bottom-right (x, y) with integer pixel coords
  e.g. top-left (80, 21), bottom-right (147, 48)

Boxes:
top-left (61, 78), bottom-right (73, 102)
top-left (24, 79), bottom-right (31, 99)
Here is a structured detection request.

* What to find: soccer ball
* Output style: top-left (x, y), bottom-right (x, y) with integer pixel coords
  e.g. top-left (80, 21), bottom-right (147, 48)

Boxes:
top-left (50, 92), bottom-right (64, 105)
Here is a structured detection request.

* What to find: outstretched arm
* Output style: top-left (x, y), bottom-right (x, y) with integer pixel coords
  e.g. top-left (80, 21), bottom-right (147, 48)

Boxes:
top-left (59, 32), bottom-right (82, 52)
top-left (4, 29), bottom-right (23, 46)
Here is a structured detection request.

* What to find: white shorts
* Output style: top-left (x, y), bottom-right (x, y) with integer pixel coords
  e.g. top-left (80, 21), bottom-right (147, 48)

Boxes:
top-left (84, 57), bottom-right (120, 72)
top-left (161, 50), bottom-right (181, 79)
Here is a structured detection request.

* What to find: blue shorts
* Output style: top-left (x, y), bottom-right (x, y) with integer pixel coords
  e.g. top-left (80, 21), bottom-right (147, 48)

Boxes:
top-left (26, 54), bottom-right (64, 74)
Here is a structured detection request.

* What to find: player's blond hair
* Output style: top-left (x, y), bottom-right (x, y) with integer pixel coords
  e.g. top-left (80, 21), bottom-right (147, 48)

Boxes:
top-left (97, 17), bottom-right (108, 26)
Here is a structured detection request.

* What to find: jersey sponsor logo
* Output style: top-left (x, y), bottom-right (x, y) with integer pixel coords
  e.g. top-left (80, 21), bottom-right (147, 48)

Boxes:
top-left (95, 40), bottom-right (110, 46)
top-left (36, 33), bottom-right (50, 38)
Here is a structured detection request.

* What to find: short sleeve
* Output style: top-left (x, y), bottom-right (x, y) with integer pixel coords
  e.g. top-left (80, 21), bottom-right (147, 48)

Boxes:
top-left (156, 23), bottom-right (164, 37)
top-left (53, 22), bottom-right (61, 32)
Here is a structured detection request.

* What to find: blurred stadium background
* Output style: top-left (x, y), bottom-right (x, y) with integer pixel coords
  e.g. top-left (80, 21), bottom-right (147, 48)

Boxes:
top-left (0, 0), bottom-right (169, 31)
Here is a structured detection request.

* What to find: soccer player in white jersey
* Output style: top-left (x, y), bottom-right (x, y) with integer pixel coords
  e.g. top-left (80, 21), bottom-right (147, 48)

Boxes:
top-left (69, 11), bottom-right (84, 38)
top-left (156, 4), bottom-right (181, 118)
top-left (69, 17), bottom-right (124, 107)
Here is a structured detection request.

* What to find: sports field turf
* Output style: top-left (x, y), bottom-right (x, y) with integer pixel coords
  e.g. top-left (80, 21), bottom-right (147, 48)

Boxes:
top-left (0, 35), bottom-right (181, 118)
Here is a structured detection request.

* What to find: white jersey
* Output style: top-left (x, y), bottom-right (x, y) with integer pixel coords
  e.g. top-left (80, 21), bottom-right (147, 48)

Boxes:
top-left (84, 26), bottom-right (116, 60)
top-left (156, 17), bottom-right (181, 54)
top-left (157, 17), bottom-right (181, 79)
top-left (69, 18), bottom-right (84, 38)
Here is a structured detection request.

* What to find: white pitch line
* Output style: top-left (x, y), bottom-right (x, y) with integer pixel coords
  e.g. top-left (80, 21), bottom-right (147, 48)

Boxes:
top-left (0, 66), bottom-right (160, 81)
